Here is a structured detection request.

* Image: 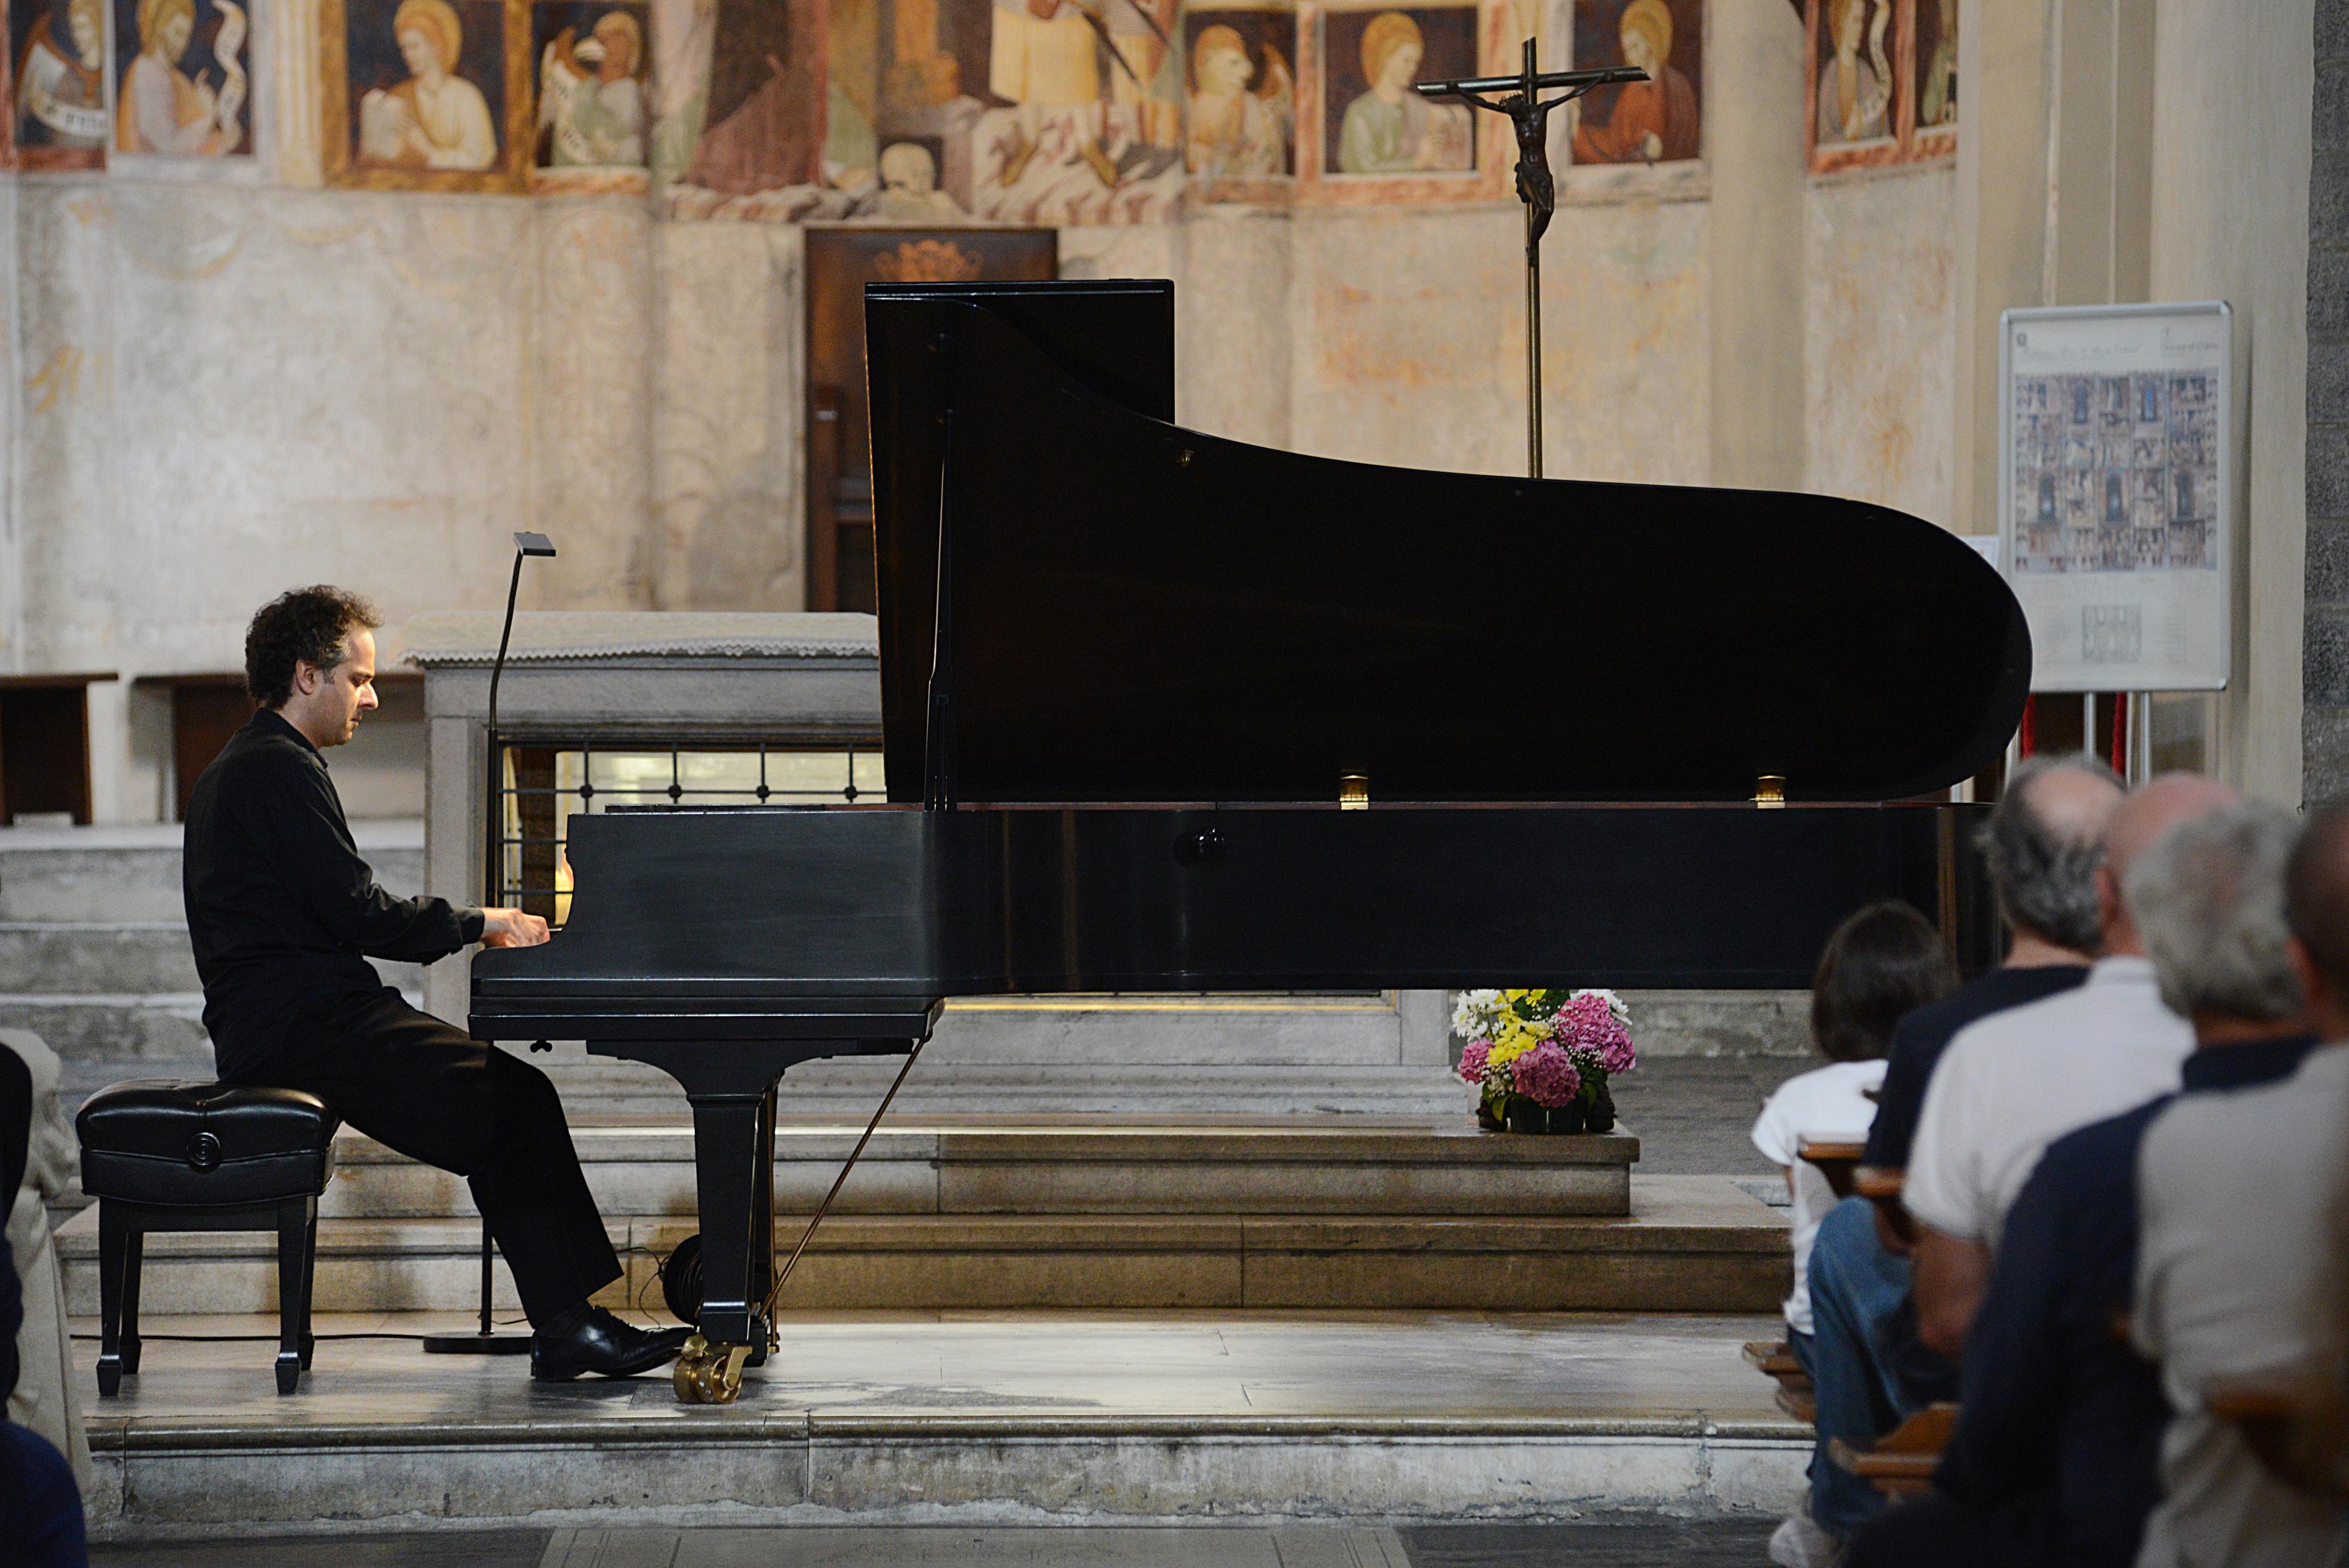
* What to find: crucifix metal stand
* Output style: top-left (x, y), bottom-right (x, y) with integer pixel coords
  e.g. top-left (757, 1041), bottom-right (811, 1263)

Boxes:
top-left (1419, 42), bottom-right (1647, 478)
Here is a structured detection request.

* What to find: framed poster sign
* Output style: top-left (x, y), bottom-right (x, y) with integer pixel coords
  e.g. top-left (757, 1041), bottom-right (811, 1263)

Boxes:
top-left (1999, 302), bottom-right (2233, 693)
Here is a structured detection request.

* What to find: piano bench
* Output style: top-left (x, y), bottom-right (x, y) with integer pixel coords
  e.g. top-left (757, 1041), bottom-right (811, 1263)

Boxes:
top-left (75, 1080), bottom-right (339, 1397)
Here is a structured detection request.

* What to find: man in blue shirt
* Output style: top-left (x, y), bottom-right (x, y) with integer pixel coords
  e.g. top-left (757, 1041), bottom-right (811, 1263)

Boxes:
top-left (1845, 800), bottom-right (2317, 1568)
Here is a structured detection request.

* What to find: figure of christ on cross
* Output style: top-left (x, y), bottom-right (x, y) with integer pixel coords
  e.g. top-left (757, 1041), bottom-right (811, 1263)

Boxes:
top-left (1416, 41), bottom-right (1646, 480)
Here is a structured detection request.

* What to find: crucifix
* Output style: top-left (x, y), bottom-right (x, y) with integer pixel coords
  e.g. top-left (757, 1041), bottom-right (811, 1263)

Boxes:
top-left (1418, 41), bottom-right (1647, 478)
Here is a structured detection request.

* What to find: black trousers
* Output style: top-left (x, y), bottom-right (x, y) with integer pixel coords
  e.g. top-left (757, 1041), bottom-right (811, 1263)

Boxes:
top-left (224, 987), bottom-right (621, 1326)
top-left (1844, 1487), bottom-right (2055, 1568)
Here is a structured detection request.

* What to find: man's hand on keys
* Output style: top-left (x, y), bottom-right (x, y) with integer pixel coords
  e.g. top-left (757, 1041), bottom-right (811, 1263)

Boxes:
top-left (481, 907), bottom-right (551, 947)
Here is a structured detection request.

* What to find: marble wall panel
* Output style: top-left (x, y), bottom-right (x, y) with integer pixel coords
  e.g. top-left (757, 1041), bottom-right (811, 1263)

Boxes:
top-left (101, 180), bottom-right (541, 674)
top-left (1289, 197), bottom-right (1709, 483)
top-left (16, 180), bottom-right (117, 671)
top-left (1803, 164), bottom-right (1958, 527)
top-left (1537, 195), bottom-right (1710, 485)
top-left (648, 217), bottom-right (805, 611)
top-left (532, 193), bottom-right (656, 608)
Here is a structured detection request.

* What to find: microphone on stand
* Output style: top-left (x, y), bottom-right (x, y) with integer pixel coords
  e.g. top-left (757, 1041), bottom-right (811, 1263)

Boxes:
top-left (423, 530), bottom-right (557, 1357)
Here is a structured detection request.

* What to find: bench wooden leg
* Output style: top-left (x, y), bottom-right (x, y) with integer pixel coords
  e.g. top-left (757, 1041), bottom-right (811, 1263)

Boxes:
top-left (119, 1229), bottom-right (145, 1376)
top-left (95, 1205), bottom-right (127, 1397)
top-left (300, 1210), bottom-right (319, 1370)
top-left (275, 1198), bottom-right (314, 1395)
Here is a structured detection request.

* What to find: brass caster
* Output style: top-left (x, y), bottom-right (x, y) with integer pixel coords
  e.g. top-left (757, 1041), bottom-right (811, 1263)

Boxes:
top-left (674, 1334), bottom-right (750, 1405)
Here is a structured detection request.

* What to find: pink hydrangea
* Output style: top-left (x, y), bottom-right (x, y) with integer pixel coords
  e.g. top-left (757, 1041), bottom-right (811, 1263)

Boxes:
top-left (1456, 1038), bottom-right (1491, 1087)
top-left (1555, 991), bottom-right (1636, 1075)
top-left (1509, 1041), bottom-right (1582, 1108)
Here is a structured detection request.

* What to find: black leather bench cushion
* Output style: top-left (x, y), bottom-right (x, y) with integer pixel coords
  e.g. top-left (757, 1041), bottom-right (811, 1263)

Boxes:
top-left (78, 1080), bottom-right (338, 1206)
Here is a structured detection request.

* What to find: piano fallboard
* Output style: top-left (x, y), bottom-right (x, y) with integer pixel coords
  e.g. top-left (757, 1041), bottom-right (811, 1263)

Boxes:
top-left (467, 801), bottom-right (1995, 1045)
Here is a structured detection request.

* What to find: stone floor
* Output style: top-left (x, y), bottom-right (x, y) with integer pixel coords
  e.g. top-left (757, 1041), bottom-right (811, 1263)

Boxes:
top-left (90, 1519), bottom-right (1784, 1567)
top-left (79, 1308), bottom-right (1806, 1536)
top-left (83, 1307), bottom-right (1793, 1429)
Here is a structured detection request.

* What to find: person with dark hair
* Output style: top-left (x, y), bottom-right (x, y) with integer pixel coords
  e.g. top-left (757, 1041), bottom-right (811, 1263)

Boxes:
top-left (1845, 800), bottom-right (2321, 1568)
top-left (184, 587), bottom-right (688, 1381)
top-left (1770, 756), bottom-right (2124, 1566)
top-left (2122, 799), bottom-right (2349, 1567)
top-left (1755, 902), bottom-right (1952, 1371)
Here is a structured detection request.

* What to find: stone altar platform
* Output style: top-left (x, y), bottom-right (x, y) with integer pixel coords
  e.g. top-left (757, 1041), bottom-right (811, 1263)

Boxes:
top-left (76, 1308), bottom-right (1808, 1540)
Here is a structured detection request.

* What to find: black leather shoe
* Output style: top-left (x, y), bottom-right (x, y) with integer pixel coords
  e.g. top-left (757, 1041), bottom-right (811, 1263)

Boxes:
top-left (530, 1307), bottom-right (693, 1382)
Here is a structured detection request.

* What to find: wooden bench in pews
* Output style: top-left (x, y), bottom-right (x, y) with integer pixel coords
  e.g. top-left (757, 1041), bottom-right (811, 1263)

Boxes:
top-left (1829, 1403), bottom-right (1960, 1497)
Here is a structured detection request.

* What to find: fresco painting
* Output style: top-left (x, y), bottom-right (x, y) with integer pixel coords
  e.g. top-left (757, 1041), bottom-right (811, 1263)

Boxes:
top-left (325, 0), bottom-right (530, 187)
top-left (1182, 6), bottom-right (1291, 180)
top-left (1806, 0), bottom-right (1953, 170)
top-left (113, 0), bottom-right (252, 156)
top-left (14, 0), bottom-right (108, 167)
top-left (1566, 0), bottom-right (1697, 165)
top-left (1913, 0), bottom-right (1953, 137)
top-left (1815, 0), bottom-right (1892, 146)
top-left (1320, 4), bottom-right (1474, 176)
top-left (658, 0), bottom-right (1185, 223)
top-left (534, 0), bottom-right (650, 180)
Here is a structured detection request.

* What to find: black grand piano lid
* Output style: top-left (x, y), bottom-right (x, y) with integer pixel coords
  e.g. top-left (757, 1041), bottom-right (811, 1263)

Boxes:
top-left (866, 279), bottom-right (2031, 806)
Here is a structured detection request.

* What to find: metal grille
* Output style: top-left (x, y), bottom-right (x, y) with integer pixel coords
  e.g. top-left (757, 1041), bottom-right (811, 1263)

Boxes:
top-left (491, 738), bottom-right (885, 926)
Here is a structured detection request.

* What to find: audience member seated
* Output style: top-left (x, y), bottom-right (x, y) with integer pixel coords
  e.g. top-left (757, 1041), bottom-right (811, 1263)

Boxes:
top-left (1845, 800), bottom-right (2318, 1568)
top-left (1753, 902), bottom-right (1955, 1559)
top-left (2129, 799), bottom-right (2349, 1567)
top-left (1901, 772), bottom-right (2232, 1362)
top-left (0, 1041), bottom-right (86, 1566)
top-left (1, 1029), bottom-right (89, 1493)
top-left (1774, 755), bottom-right (2120, 1565)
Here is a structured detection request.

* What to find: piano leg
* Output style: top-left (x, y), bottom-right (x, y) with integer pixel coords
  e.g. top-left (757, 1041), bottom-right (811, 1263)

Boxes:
top-left (595, 1041), bottom-right (790, 1405)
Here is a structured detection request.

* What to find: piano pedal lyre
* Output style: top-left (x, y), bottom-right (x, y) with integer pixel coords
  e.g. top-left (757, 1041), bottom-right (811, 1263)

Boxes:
top-left (1753, 775), bottom-right (1787, 809)
top-left (1340, 774), bottom-right (1370, 811)
top-left (674, 1334), bottom-right (753, 1405)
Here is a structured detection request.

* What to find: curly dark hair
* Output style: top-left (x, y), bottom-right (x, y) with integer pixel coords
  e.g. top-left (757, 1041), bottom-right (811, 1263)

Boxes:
top-left (244, 586), bottom-right (383, 709)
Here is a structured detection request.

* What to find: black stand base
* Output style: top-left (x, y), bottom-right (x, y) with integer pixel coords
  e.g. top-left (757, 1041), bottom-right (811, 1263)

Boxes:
top-left (422, 1331), bottom-right (534, 1355)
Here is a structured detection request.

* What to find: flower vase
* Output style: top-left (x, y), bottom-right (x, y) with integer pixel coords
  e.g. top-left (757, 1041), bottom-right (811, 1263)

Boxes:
top-left (1476, 1099), bottom-right (1506, 1132)
top-left (1585, 1080), bottom-right (1617, 1134)
top-left (1546, 1098), bottom-right (1586, 1135)
top-left (1503, 1097), bottom-right (1548, 1135)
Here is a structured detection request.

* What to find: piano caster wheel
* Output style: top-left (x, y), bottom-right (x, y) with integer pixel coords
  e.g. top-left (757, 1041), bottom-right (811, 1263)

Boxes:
top-left (674, 1334), bottom-right (750, 1405)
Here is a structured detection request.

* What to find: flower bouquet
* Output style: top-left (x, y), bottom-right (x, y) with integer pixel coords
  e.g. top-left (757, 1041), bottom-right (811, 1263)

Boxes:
top-left (1453, 988), bottom-right (1636, 1134)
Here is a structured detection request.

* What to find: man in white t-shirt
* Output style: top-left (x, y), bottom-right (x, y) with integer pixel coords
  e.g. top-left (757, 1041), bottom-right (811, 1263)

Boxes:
top-left (2131, 800), bottom-right (2349, 1568)
top-left (1904, 773), bottom-right (2232, 1358)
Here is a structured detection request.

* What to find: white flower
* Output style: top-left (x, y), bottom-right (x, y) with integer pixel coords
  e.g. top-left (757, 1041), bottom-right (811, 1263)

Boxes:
top-left (1450, 989), bottom-right (1505, 1036)
top-left (1573, 987), bottom-right (1631, 1024)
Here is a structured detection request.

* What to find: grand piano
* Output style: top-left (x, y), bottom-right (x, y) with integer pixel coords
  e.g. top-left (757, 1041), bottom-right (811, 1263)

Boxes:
top-left (471, 279), bottom-right (2031, 1404)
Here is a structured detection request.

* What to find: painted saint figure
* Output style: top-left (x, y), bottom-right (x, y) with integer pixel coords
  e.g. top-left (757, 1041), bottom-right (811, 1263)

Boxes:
top-left (1817, 0), bottom-right (1890, 144)
top-left (117, 0), bottom-right (248, 155)
top-left (989, 0), bottom-right (1115, 187)
top-left (17, 0), bottom-right (109, 150)
top-left (540, 9), bottom-right (647, 166)
top-left (360, 0), bottom-right (498, 170)
top-left (1568, 0), bottom-right (1695, 164)
top-left (1918, 0), bottom-right (1956, 128)
top-left (1336, 12), bottom-right (1435, 173)
top-left (1185, 23), bottom-right (1289, 177)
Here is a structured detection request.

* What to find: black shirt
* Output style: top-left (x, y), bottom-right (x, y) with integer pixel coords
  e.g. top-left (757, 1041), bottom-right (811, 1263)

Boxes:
top-left (1936, 1033), bottom-right (2321, 1568)
top-left (1862, 964), bottom-right (2092, 1168)
top-left (183, 710), bottom-right (483, 1077)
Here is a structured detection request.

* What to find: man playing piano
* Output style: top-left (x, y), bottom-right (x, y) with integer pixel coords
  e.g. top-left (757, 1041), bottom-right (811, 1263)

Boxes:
top-left (182, 586), bottom-right (688, 1381)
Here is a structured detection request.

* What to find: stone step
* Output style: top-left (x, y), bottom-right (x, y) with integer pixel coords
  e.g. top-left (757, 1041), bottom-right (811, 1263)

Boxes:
top-left (1, 981), bottom-right (423, 1061)
top-left (76, 1310), bottom-right (1805, 1535)
top-left (0, 924), bottom-right (429, 998)
top-left (0, 993), bottom-right (211, 1059)
top-left (0, 822), bottom-right (423, 922)
top-left (317, 1116), bottom-right (1641, 1220)
top-left (57, 1176), bottom-right (1788, 1316)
